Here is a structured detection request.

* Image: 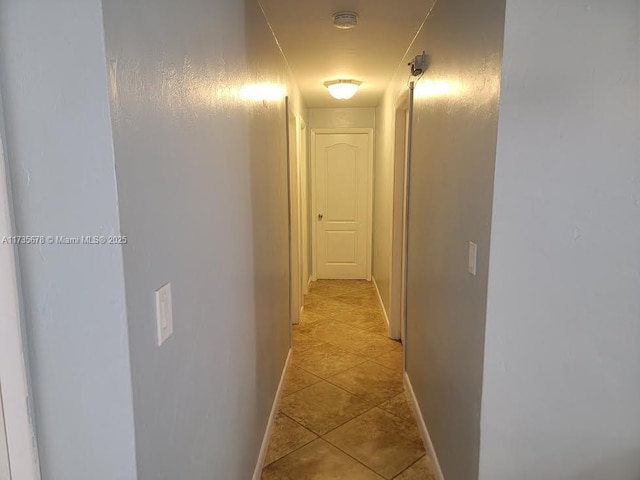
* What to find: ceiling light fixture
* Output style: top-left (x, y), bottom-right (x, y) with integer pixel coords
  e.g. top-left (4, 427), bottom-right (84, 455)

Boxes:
top-left (333, 11), bottom-right (358, 30)
top-left (324, 79), bottom-right (362, 100)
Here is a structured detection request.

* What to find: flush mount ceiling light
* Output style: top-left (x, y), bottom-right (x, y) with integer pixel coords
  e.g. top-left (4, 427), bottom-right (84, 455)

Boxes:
top-left (333, 11), bottom-right (358, 29)
top-left (324, 79), bottom-right (362, 100)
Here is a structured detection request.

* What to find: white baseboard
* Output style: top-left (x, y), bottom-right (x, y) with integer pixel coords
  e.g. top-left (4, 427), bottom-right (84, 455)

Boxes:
top-left (372, 276), bottom-right (390, 332)
top-left (252, 349), bottom-right (291, 480)
top-left (404, 373), bottom-right (445, 480)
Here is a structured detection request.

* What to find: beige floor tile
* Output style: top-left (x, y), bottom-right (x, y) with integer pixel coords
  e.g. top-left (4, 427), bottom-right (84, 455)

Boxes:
top-left (264, 280), bottom-right (422, 479)
top-left (264, 413), bottom-right (318, 466)
top-left (282, 365), bottom-right (322, 397)
top-left (334, 294), bottom-right (380, 309)
top-left (262, 438), bottom-right (383, 480)
top-left (303, 298), bottom-right (359, 317)
top-left (279, 381), bottom-right (373, 435)
top-left (393, 456), bottom-right (435, 480)
top-left (324, 408), bottom-right (425, 479)
top-left (378, 393), bottom-right (415, 424)
top-left (326, 361), bottom-right (403, 405)
top-left (294, 320), bottom-right (335, 339)
top-left (308, 282), bottom-right (357, 298)
top-left (332, 308), bottom-right (386, 332)
top-left (366, 320), bottom-right (391, 336)
top-left (293, 330), bottom-right (328, 353)
top-left (297, 320), bottom-right (364, 346)
top-left (313, 279), bottom-right (371, 289)
top-left (304, 292), bottom-right (326, 304)
top-left (300, 308), bottom-right (332, 324)
top-left (371, 350), bottom-right (403, 372)
top-left (328, 330), bottom-right (400, 359)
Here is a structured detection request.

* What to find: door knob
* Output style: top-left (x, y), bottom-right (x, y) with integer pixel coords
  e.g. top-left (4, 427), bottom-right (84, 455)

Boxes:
top-left (318, 213), bottom-right (324, 220)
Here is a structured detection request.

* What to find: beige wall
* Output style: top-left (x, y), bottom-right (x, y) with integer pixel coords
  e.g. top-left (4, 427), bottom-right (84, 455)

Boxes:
top-left (1, 0), bottom-right (305, 478)
top-left (308, 107), bottom-right (375, 129)
top-left (102, 0), bottom-right (306, 477)
top-left (481, 2), bottom-right (640, 479)
top-left (0, 2), bottom-right (138, 477)
top-left (372, 89), bottom-right (400, 323)
top-left (376, 0), bottom-right (506, 478)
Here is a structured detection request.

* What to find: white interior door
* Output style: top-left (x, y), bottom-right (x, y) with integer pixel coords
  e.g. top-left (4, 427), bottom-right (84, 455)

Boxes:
top-left (313, 130), bottom-right (372, 279)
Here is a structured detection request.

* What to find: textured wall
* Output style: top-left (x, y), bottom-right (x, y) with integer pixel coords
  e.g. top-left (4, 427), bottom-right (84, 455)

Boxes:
top-left (0, 2), bottom-right (137, 479)
top-left (377, 0), bottom-right (506, 478)
top-left (308, 108), bottom-right (375, 129)
top-left (373, 92), bottom-right (397, 323)
top-left (480, 2), bottom-right (640, 479)
top-left (0, 0), bottom-right (304, 477)
top-left (102, 0), bottom-right (303, 477)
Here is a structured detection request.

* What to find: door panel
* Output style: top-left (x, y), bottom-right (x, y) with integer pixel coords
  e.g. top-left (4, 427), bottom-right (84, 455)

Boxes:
top-left (326, 145), bottom-right (358, 221)
top-left (326, 230), bottom-right (358, 263)
top-left (314, 132), bottom-right (371, 279)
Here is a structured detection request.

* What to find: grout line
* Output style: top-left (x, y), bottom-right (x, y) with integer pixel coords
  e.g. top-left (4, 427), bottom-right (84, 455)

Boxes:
top-left (324, 358), bottom-right (397, 382)
top-left (262, 412), bottom-right (318, 468)
top-left (323, 444), bottom-right (385, 479)
top-left (390, 454), bottom-right (428, 479)
top-left (322, 374), bottom-right (404, 411)
top-left (316, 403), bottom-right (377, 437)
top-left (262, 437), bottom-right (318, 470)
top-left (324, 437), bottom-right (388, 479)
top-left (320, 407), bottom-right (397, 479)
top-left (279, 382), bottom-right (377, 438)
top-left (321, 406), bottom-right (428, 479)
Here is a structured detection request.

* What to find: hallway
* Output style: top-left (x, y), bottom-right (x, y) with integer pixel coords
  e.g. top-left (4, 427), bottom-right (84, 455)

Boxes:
top-left (2, 1), bottom-right (639, 479)
top-left (262, 280), bottom-right (434, 479)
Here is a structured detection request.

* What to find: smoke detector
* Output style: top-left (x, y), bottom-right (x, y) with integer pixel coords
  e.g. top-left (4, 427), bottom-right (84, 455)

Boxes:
top-left (333, 11), bottom-right (358, 30)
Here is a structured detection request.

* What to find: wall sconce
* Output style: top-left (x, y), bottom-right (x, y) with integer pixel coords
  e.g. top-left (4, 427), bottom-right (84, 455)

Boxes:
top-left (324, 79), bottom-right (362, 100)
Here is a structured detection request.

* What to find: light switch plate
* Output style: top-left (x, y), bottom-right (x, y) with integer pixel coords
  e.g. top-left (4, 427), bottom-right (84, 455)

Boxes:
top-left (155, 282), bottom-right (173, 346)
top-left (468, 242), bottom-right (478, 276)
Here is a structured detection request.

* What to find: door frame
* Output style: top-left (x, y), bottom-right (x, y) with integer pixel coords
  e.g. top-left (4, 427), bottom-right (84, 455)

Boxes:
top-left (285, 99), bottom-right (303, 325)
top-left (389, 91), bottom-right (412, 341)
top-left (310, 128), bottom-right (374, 281)
top-left (299, 119), bottom-right (310, 295)
top-left (0, 129), bottom-right (41, 479)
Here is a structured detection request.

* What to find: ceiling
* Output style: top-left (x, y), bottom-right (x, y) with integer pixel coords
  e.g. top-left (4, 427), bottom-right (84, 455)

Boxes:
top-left (258, 0), bottom-right (436, 108)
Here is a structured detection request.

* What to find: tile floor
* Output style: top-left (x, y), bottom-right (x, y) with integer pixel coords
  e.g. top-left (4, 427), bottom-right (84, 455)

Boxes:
top-left (262, 280), bottom-right (436, 479)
